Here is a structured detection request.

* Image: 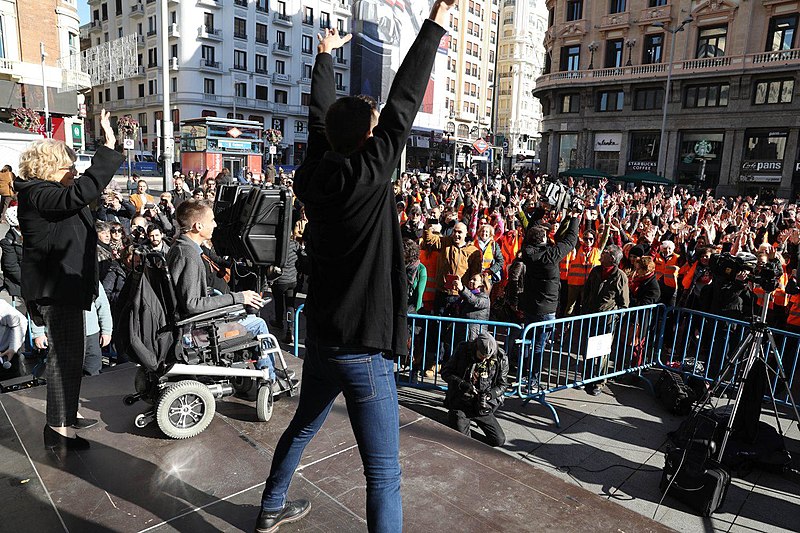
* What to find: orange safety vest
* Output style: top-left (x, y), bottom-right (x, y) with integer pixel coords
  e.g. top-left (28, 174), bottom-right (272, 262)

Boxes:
top-left (655, 253), bottom-right (680, 288)
top-left (499, 231), bottom-right (522, 281)
top-left (419, 247), bottom-right (439, 312)
top-left (567, 247), bottom-right (600, 286)
top-left (475, 239), bottom-right (495, 272)
top-left (786, 294), bottom-right (800, 327)
top-left (561, 249), bottom-right (575, 281)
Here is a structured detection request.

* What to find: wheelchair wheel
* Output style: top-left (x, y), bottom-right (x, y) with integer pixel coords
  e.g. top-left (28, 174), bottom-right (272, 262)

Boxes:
top-left (232, 376), bottom-right (258, 401)
top-left (256, 384), bottom-right (274, 422)
top-left (156, 380), bottom-right (216, 439)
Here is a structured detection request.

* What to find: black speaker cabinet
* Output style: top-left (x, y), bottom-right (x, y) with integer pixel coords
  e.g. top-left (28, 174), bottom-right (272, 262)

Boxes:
top-left (212, 184), bottom-right (252, 259)
top-left (212, 185), bottom-right (293, 267)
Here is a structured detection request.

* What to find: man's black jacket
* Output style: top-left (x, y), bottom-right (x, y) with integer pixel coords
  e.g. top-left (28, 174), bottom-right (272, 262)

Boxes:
top-left (442, 341), bottom-right (509, 413)
top-left (519, 216), bottom-right (580, 316)
top-left (15, 146), bottom-right (124, 310)
top-left (293, 20), bottom-right (446, 356)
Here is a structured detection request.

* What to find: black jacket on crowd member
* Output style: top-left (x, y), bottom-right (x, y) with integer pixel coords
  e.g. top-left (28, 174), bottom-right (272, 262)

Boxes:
top-left (519, 216), bottom-right (580, 316)
top-left (95, 197), bottom-right (136, 233)
top-left (632, 274), bottom-right (661, 306)
top-left (293, 20), bottom-right (446, 357)
top-left (699, 278), bottom-right (749, 320)
top-left (0, 227), bottom-right (23, 297)
top-left (442, 341), bottom-right (509, 414)
top-left (172, 188), bottom-right (191, 208)
top-left (273, 239), bottom-right (300, 286)
top-left (15, 146), bottom-right (125, 311)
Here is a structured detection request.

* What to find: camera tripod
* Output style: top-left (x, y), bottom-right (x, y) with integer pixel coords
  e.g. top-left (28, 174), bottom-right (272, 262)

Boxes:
top-left (702, 291), bottom-right (800, 462)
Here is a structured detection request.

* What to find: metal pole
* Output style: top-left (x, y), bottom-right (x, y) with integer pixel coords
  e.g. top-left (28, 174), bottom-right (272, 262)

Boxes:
top-left (160, 0), bottom-right (173, 191)
top-left (40, 43), bottom-right (51, 138)
top-left (657, 31), bottom-right (677, 178)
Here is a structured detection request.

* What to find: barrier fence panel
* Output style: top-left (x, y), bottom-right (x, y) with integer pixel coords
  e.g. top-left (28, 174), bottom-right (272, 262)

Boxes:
top-left (517, 304), bottom-right (666, 426)
top-left (662, 307), bottom-right (800, 411)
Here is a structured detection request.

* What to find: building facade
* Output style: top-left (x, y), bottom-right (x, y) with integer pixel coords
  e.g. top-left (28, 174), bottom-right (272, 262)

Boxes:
top-left (534, 0), bottom-right (800, 197)
top-left (84, 0), bottom-right (352, 168)
top-left (0, 0), bottom-right (83, 148)
top-left (495, 0), bottom-right (547, 172)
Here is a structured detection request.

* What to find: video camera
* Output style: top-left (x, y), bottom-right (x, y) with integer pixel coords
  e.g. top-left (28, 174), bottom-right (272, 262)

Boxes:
top-left (543, 180), bottom-right (584, 213)
top-left (708, 252), bottom-right (783, 292)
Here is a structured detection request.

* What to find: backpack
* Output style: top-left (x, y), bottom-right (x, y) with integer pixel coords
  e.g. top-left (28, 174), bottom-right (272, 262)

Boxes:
top-left (114, 255), bottom-right (179, 372)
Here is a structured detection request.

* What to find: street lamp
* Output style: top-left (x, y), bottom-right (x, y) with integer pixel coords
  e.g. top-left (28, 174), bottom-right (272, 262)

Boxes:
top-left (652, 15), bottom-right (693, 179)
top-left (625, 38), bottom-right (636, 66)
top-left (588, 41), bottom-right (599, 70)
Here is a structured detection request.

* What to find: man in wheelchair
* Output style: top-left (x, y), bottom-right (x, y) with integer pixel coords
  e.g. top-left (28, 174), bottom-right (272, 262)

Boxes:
top-left (167, 199), bottom-right (277, 379)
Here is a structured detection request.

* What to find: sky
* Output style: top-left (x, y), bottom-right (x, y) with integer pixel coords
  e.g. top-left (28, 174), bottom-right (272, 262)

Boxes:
top-left (78, 0), bottom-right (89, 24)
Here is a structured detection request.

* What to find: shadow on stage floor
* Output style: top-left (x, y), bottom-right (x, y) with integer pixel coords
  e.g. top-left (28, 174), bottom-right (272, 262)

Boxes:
top-left (0, 363), bottom-right (671, 533)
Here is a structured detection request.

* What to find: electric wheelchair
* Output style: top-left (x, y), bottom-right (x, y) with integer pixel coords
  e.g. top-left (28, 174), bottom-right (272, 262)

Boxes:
top-left (121, 252), bottom-right (298, 439)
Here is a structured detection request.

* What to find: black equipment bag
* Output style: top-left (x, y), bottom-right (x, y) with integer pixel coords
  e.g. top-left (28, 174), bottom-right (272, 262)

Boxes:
top-left (661, 449), bottom-right (731, 516)
top-left (656, 369), bottom-right (697, 415)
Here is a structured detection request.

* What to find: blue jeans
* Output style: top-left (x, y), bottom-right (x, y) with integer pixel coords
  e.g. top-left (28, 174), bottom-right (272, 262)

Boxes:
top-left (261, 345), bottom-right (402, 532)
top-left (524, 313), bottom-right (556, 382)
top-left (239, 315), bottom-right (275, 380)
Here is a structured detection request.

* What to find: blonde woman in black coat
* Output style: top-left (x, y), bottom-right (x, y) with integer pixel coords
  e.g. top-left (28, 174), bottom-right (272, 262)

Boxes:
top-left (15, 110), bottom-right (123, 452)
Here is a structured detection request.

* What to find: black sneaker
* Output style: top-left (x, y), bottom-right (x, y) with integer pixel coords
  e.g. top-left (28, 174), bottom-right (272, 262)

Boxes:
top-left (255, 500), bottom-right (311, 533)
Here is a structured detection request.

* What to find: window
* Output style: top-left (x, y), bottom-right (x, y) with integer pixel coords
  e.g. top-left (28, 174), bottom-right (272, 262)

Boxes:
top-left (274, 90), bottom-right (288, 104)
top-left (256, 0), bottom-right (268, 12)
top-left (303, 6), bottom-right (314, 25)
top-left (276, 30), bottom-right (286, 46)
top-left (560, 94), bottom-right (580, 113)
top-left (234, 49), bottom-right (247, 70)
top-left (301, 92), bottom-right (310, 106)
top-left (201, 110), bottom-right (217, 118)
top-left (685, 83), bottom-right (729, 108)
top-left (138, 113), bottom-right (147, 134)
top-left (566, 0), bottom-right (582, 22)
top-left (337, 18), bottom-right (345, 33)
top-left (249, 115), bottom-right (264, 125)
top-left (277, 0), bottom-right (287, 15)
top-left (648, 0), bottom-right (667, 5)
top-left (642, 34), bottom-right (663, 64)
top-left (766, 15), bottom-right (797, 52)
top-left (235, 83), bottom-right (247, 98)
top-left (275, 59), bottom-right (285, 74)
top-left (234, 17), bottom-right (247, 39)
top-left (138, 83), bottom-right (145, 98)
top-left (320, 11), bottom-right (330, 29)
top-left (147, 48), bottom-right (158, 67)
top-left (754, 79), bottom-right (794, 105)
top-left (633, 88), bottom-right (663, 110)
top-left (148, 16), bottom-right (156, 34)
top-left (605, 39), bottom-right (624, 68)
top-left (597, 90), bottom-right (624, 111)
top-left (302, 35), bottom-right (313, 54)
top-left (204, 78), bottom-right (215, 95)
top-left (696, 26), bottom-right (727, 58)
top-left (101, 3), bottom-right (108, 20)
top-left (171, 77), bottom-right (177, 93)
top-left (255, 54), bottom-right (268, 73)
top-left (204, 13), bottom-right (215, 32)
top-left (227, 113), bottom-right (244, 120)
top-left (609, 0), bottom-right (626, 14)
top-left (147, 81), bottom-right (155, 95)
top-left (256, 23), bottom-right (268, 44)
top-left (560, 45), bottom-right (580, 71)
top-left (256, 85), bottom-right (268, 100)
top-left (202, 45), bottom-right (215, 63)
top-left (171, 44), bottom-right (178, 60)
top-left (303, 63), bottom-right (312, 79)
top-left (629, 132), bottom-right (660, 163)
top-left (744, 130), bottom-right (787, 160)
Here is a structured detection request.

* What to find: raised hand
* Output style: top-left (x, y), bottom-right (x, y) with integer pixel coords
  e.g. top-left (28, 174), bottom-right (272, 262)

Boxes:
top-left (316, 27), bottom-right (352, 55)
top-left (100, 109), bottom-right (116, 149)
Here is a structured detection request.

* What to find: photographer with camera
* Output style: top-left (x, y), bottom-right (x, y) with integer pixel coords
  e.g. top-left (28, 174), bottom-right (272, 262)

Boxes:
top-left (441, 332), bottom-right (508, 447)
top-left (95, 190), bottom-right (136, 233)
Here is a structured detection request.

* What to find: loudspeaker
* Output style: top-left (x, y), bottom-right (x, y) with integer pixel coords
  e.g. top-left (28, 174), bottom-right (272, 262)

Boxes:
top-left (212, 184), bottom-right (252, 259)
top-left (238, 186), bottom-right (293, 267)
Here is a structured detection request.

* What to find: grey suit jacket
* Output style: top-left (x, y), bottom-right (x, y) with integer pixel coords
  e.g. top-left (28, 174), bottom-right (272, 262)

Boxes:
top-left (167, 234), bottom-right (244, 318)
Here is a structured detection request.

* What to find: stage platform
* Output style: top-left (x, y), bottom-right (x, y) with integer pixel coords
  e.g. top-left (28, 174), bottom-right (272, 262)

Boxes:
top-left (0, 362), bottom-right (671, 533)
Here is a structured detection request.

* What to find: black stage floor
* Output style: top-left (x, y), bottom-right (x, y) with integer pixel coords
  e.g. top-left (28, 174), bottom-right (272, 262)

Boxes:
top-left (0, 362), bottom-right (671, 533)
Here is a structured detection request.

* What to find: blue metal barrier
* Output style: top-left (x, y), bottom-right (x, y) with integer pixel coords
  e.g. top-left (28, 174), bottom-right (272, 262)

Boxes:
top-left (662, 307), bottom-right (800, 411)
top-left (517, 304), bottom-right (667, 427)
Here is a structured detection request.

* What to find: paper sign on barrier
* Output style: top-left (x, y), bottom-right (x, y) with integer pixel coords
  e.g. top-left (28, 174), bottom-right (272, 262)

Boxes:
top-left (586, 333), bottom-right (613, 360)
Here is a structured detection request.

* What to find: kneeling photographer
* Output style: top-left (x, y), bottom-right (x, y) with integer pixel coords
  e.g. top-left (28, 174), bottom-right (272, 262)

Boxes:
top-left (441, 332), bottom-right (508, 447)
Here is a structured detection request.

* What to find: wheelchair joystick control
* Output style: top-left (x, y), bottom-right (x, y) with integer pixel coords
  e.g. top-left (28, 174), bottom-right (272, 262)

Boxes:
top-left (1, 356), bottom-right (11, 370)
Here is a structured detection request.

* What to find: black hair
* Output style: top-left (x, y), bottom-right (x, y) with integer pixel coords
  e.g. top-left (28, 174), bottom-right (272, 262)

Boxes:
top-left (325, 95), bottom-right (378, 155)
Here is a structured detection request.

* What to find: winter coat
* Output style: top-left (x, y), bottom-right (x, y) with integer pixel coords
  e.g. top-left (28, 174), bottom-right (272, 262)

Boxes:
top-left (0, 227), bottom-right (23, 297)
top-left (442, 340), bottom-right (509, 414)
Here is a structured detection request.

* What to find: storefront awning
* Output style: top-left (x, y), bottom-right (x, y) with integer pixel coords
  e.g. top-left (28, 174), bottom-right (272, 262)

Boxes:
top-left (615, 172), bottom-right (673, 185)
top-left (558, 167), bottom-right (613, 179)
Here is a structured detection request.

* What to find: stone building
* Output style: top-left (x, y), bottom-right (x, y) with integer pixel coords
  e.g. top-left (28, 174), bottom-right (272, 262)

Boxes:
top-left (533, 0), bottom-right (800, 197)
